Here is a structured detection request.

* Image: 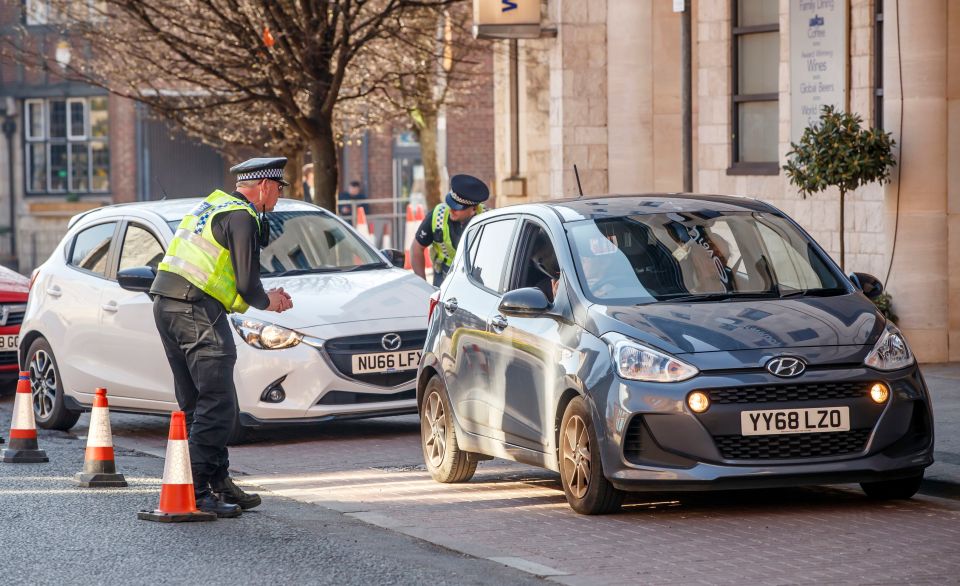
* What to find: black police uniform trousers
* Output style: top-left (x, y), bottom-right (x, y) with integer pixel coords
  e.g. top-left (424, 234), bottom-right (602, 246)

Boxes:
top-left (153, 294), bottom-right (237, 495)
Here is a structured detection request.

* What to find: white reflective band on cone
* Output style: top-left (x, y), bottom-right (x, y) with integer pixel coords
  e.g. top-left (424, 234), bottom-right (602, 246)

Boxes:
top-left (87, 407), bottom-right (114, 448)
top-left (11, 392), bottom-right (35, 429)
top-left (161, 440), bottom-right (194, 485)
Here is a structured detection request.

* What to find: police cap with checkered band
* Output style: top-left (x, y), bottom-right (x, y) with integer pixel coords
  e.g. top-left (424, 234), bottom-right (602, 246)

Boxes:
top-left (445, 174), bottom-right (489, 211)
top-left (229, 157), bottom-right (290, 187)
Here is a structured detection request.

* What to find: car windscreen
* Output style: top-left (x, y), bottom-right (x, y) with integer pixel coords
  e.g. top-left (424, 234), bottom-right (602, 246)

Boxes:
top-left (166, 210), bottom-right (385, 276)
top-left (566, 211), bottom-right (848, 305)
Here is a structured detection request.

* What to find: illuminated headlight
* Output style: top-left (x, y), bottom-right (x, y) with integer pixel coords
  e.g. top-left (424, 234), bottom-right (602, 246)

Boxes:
top-left (230, 315), bottom-right (303, 350)
top-left (864, 324), bottom-right (914, 371)
top-left (606, 336), bottom-right (698, 383)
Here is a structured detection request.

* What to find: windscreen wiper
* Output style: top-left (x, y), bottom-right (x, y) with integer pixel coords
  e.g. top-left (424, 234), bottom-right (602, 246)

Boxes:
top-left (263, 267), bottom-right (343, 277)
top-left (656, 291), bottom-right (779, 303)
top-left (341, 262), bottom-right (389, 272)
top-left (778, 288), bottom-right (847, 299)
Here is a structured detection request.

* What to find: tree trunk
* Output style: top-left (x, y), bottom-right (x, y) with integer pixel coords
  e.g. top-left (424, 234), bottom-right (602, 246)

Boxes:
top-left (418, 109), bottom-right (442, 209)
top-left (839, 188), bottom-right (846, 272)
top-left (283, 146), bottom-right (305, 201)
top-left (311, 117), bottom-right (339, 212)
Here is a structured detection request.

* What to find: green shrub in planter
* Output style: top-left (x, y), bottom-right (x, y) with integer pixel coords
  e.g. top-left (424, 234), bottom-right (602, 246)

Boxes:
top-left (783, 105), bottom-right (897, 271)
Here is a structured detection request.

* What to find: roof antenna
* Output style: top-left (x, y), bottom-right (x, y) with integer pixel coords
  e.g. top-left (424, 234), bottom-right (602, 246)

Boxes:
top-left (573, 164), bottom-right (584, 198)
top-left (156, 176), bottom-right (169, 201)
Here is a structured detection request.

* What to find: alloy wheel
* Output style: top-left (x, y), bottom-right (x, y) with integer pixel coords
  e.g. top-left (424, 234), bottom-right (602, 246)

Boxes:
top-left (423, 391), bottom-right (447, 467)
top-left (561, 414), bottom-right (592, 499)
top-left (29, 350), bottom-right (58, 420)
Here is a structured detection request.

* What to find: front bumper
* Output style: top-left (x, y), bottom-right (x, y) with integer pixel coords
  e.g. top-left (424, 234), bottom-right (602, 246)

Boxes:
top-left (232, 323), bottom-right (424, 422)
top-left (597, 365), bottom-right (934, 492)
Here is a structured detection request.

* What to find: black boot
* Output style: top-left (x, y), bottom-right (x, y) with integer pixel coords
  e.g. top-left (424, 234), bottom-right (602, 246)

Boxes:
top-left (212, 477), bottom-right (262, 510)
top-left (195, 491), bottom-right (242, 518)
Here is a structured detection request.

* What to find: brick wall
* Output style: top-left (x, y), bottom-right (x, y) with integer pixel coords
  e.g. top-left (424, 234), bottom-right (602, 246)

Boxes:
top-left (446, 50), bottom-right (496, 200)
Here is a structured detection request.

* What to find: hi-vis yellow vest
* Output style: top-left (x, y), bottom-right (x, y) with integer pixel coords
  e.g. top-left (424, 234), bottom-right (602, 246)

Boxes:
top-left (429, 203), bottom-right (486, 267)
top-left (158, 190), bottom-right (260, 313)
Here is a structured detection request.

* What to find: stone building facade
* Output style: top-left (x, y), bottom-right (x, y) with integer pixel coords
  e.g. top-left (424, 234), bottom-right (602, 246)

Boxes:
top-left (490, 0), bottom-right (959, 363)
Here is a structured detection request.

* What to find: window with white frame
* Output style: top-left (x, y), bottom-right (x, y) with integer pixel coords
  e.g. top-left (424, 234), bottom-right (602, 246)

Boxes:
top-left (24, 97), bottom-right (110, 195)
top-left (25, 0), bottom-right (106, 25)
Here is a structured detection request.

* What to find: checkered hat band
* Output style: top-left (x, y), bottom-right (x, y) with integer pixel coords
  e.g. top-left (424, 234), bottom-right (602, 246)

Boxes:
top-left (237, 168), bottom-right (284, 181)
top-left (449, 191), bottom-right (472, 206)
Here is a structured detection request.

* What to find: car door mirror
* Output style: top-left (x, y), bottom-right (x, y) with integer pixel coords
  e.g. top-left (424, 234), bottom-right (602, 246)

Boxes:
top-left (380, 248), bottom-right (406, 268)
top-left (849, 272), bottom-right (883, 299)
top-left (499, 287), bottom-right (551, 316)
top-left (117, 266), bottom-right (157, 294)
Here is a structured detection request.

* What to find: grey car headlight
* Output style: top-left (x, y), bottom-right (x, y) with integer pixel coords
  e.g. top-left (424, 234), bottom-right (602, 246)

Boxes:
top-left (230, 315), bottom-right (303, 350)
top-left (604, 334), bottom-right (699, 383)
top-left (864, 324), bottom-right (914, 371)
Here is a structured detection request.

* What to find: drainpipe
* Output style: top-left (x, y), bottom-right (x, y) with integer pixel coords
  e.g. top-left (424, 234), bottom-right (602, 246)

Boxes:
top-left (1, 107), bottom-right (17, 270)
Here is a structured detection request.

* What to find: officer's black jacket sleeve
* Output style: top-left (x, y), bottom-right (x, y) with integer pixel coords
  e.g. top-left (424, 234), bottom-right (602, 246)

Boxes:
top-left (414, 211), bottom-right (434, 247)
top-left (212, 210), bottom-right (270, 310)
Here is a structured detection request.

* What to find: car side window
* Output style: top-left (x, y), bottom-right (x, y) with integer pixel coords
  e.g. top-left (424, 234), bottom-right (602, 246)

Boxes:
top-left (511, 222), bottom-right (561, 302)
top-left (118, 223), bottom-right (165, 273)
top-left (68, 222), bottom-right (116, 276)
top-left (468, 218), bottom-right (517, 293)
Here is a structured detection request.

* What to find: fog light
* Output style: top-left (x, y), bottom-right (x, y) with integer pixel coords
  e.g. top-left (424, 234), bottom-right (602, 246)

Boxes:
top-left (870, 382), bottom-right (890, 404)
top-left (266, 387), bottom-right (285, 403)
top-left (687, 391), bottom-right (710, 413)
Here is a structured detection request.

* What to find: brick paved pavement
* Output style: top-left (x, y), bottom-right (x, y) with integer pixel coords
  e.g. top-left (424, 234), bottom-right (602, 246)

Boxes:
top-left (23, 363), bottom-right (960, 584)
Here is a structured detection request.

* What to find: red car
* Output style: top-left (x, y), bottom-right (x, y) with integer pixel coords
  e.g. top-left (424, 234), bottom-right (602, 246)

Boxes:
top-left (0, 264), bottom-right (29, 393)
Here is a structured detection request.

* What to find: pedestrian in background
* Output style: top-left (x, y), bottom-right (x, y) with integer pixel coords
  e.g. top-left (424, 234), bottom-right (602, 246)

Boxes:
top-left (411, 174), bottom-right (489, 286)
top-left (302, 163), bottom-right (314, 204)
top-left (150, 157), bottom-right (294, 518)
top-left (338, 179), bottom-right (369, 219)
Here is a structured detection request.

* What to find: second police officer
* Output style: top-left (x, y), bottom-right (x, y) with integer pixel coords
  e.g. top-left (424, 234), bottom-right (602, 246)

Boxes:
top-left (410, 174), bottom-right (490, 286)
top-left (151, 157), bottom-right (294, 518)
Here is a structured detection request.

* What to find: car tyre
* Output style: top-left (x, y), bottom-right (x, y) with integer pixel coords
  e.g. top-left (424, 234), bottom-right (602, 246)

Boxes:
top-left (559, 397), bottom-right (624, 515)
top-left (26, 338), bottom-right (81, 431)
top-left (860, 472), bottom-right (923, 500)
top-left (420, 375), bottom-right (477, 483)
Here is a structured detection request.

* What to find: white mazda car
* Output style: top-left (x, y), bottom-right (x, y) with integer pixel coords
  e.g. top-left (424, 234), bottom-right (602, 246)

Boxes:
top-left (19, 198), bottom-right (433, 441)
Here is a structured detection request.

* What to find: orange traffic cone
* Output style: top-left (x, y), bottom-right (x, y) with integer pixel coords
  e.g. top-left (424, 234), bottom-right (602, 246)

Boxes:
top-left (75, 388), bottom-right (127, 487)
top-left (403, 204), bottom-right (417, 269)
top-left (381, 224), bottom-right (392, 250)
top-left (355, 206), bottom-right (373, 243)
top-left (138, 411), bottom-right (216, 523)
top-left (2, 371), bottom-right (48, 463)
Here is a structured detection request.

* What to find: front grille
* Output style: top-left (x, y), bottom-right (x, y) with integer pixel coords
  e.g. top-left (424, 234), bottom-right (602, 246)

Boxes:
top-left (0, 351), bottom-right (18, 366)
top-left (0, 304), bottom-right (25, 327)
top-left (323, 330), bottom-right (426, 387)
top-left (713, 428), bottom-right (871, 460)
top-left (707, 381), bottom-right (869, 404)
top-left (316, 389), bottom-right (416, 406)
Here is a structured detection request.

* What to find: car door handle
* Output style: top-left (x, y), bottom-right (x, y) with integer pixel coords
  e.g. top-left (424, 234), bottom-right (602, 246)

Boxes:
top-left (443, 298), bottom-right (458, 314)
top-left (46, 285), bottom-right (62, 297)
top-left (490, 314), bottom-right (508, 332)
top-left (101, 301), bottom-right (119, 312)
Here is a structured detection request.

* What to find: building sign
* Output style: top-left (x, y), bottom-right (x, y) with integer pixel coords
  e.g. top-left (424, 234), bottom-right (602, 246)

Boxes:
top-left (790, 0), bottom-right (848, 142)
top-left (473, 0), bottom-right (541, 39)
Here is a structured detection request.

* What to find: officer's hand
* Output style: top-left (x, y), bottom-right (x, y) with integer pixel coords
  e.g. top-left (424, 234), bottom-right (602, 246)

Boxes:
top-left (266, 289), bottom-right (293, 313)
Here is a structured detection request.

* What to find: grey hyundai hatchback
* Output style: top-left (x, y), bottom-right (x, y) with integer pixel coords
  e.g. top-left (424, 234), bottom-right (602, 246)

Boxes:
top-left (416, 194), bottom-right (934, 514)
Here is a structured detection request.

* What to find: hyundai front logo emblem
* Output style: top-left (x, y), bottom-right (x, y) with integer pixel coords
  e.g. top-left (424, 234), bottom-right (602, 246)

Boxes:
top-left (381, 333), bottom-right (402, 351)
top-left (766, 356), bottom-right (806, 378)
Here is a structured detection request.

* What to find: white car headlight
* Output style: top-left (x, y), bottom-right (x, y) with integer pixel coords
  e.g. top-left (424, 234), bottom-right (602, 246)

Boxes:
top-left (864, 324), bottom-right (914, 371)
top-left (606, 335), bottom-right (699, 383)
top-left (230, 315), bottom-right (303, 350)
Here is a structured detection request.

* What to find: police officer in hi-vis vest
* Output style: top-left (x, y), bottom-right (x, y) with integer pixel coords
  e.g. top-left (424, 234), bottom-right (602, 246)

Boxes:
top-left (150, 157), bottom-right (294, 518)
top-left (411, 174), bottom-right (490, 286)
